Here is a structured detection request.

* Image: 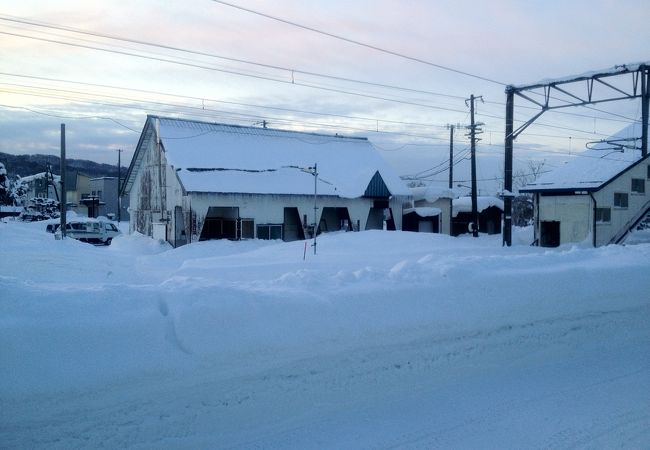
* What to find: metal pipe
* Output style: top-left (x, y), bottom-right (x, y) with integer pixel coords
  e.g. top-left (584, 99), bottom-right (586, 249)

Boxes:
top-left (589, 192), bottom-right (597, 247)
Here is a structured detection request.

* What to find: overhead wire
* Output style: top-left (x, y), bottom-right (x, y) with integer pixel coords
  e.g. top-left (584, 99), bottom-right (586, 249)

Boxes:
top-left (209, 0), bottom-right (506, 86)
top-left (0, 15), bottom-right (640, 154)
top-left (0, 73), bottom-right (453, 130)
top-left (0, 30), bottom-right (478, 116)
top-left (0, 15), bottom-right (468, 101)
top-left (0, 88), bottom-right (455, 143)
top-left (0, 20), bottom-right (636, 138)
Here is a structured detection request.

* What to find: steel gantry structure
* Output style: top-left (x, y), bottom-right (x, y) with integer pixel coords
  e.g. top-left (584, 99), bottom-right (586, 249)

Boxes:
top-left (503, 63), bottom-right (650, 246)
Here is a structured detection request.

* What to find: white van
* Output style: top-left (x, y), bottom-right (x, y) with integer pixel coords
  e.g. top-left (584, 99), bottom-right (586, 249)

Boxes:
top-left (56, 218), bottom-right (121, 245)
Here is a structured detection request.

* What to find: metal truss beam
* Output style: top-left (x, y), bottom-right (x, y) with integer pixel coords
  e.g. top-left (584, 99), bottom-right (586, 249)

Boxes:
top-left (502, 63), bottom-right (649, 247)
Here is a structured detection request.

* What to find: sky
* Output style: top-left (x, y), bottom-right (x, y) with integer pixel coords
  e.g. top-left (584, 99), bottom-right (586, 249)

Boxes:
top-left (0, 0), bottom-right (648, 193)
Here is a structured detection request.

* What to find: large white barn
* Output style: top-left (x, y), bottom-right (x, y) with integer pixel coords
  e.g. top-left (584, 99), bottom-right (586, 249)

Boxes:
top-left (122, 116), bottom-right (411, 247)
top-left (521, 123), bottom-right (650, 247)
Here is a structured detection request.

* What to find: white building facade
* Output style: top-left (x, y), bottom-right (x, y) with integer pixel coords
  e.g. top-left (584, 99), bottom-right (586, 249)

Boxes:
top-left (122, 116), bottom-right (411, 247)
top-left (522, 123), bottom-right (650, 247)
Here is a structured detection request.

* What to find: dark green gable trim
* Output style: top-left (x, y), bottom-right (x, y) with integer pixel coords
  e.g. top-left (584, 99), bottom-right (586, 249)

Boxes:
top-left (364, 171), bottom-right (391, 198)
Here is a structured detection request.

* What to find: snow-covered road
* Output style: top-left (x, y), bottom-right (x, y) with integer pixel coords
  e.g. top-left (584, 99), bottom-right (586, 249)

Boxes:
top-left (1, 220), bottom-right (649, 448)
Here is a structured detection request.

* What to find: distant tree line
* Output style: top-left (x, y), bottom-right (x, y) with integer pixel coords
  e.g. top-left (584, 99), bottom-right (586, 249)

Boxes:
top-left (0, 152), bottom-right (124, 180)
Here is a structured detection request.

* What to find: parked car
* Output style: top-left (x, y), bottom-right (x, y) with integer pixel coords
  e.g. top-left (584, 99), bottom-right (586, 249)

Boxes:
top-left (54, 218), bottom-right (121, 245)
top-left (46, 222), bottom-right (61, 233)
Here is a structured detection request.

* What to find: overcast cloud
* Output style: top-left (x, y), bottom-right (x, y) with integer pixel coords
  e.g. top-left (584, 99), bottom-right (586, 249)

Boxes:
top-left (0, 0), bottom-right (648, 192)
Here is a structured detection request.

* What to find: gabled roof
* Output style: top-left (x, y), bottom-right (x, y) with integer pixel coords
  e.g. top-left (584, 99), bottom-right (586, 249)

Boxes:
top-left (521, 122), bottom-right (646, 193)
top-left (123, 116), bottom-right (410, 199)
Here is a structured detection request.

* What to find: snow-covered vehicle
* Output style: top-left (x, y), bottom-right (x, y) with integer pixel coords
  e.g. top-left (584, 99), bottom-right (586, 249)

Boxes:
top-left (56, 218), bottom-right (121, 245)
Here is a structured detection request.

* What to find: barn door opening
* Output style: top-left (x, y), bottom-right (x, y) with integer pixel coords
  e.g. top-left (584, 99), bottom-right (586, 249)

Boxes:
top-left (283, 207), bottom-right (305, 242)
top-left (199, 206), bottom-right (239, 241)
top-left (540, 221), bottom-right (560, 247)
top-left (365, 200), bottom-right (388, 230)
top-left (319, 207), bottom-right (352, 233)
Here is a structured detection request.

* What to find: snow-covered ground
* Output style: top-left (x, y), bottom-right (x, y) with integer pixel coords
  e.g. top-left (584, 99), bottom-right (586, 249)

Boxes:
top-left (1, 219), bottom-right (649, 449)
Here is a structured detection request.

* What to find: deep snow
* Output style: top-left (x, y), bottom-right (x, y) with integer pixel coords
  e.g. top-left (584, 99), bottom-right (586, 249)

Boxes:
top-left (1, 219), bottom-right (649, 449)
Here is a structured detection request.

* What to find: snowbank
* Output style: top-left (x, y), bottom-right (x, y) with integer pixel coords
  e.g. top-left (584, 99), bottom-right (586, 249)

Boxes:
top-left (1, 220), bottom-right (649, 448)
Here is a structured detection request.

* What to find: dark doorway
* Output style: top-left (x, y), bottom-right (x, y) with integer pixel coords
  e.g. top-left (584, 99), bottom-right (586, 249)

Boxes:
top-left (199, 206), bottom-right (239, 241)
top-left (366, 207), bottom-right (385, 230)
top-left (283, 207), bottom-right (305, 241)
top-left (385, 208), bottom-right (396, 231)
top-left (174, 206), bottom-right (187, 247)
top-left (540, 221), bottom-right (560, 247)
top-left (403, 212), bottom-right (440, 233)
top-left (319, 207), bottom-right (352, 233)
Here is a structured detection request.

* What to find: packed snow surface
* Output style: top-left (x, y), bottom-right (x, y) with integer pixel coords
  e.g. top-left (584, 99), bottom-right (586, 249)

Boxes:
top-left (1, 220), bottom-right (649, 449)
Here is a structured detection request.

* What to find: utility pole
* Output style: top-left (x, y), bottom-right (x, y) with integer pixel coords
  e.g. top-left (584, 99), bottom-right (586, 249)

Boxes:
top-left (447, 124), bottom-right (454, 189)
top-left (116, 148), bottom-right (123, 223)
top-left (312, 163), bottom-right (318, 255)
top-left (447, 124), bottom-right (456, 236)
top-left (59, 124), bottom-right (67, 238)
top-left (466, 95), bottom-right (483, 238)
top-left (503, 88), bottom-right (514, 246)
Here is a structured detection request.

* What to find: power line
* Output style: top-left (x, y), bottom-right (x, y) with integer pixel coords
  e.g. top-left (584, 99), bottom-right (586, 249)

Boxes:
top-left (1, 69), bottom-right (622, 141)
top-left (0, 89), bottom-right (454, 143)
top-left (0, 72), bottom-right (452, 130)
top-left (0, 102), bottom-right (142, 133)
top-left (1, 15), bottom-right (638, 131)
top-left (1, 26), bottom-right (633, 137)
top-left (0, 15), bottom-right (467, 101)
top-left (209, 0), bottom-right (506, 86)
top-left (0, 30), bottom-right (475, 116)
top-left (4, 81), bottom-right (625, 149)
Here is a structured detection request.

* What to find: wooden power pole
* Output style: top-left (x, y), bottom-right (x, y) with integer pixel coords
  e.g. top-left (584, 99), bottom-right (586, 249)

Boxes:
top-left (59, 124), bottom-right (66, 238)
top-left (466, 95), bottom-right (483, 238)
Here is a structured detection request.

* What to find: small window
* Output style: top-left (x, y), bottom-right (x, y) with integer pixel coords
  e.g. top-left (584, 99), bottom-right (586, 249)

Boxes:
top-left (256, 224), bottom-right (283, 240)
top-left (595, 207), bottom-right (611, 223)
top-left (241, 219), bottom-right (254, 239)
top-left (631, 178), bottom-right (645, 194)
top-left (647, 165), bottom-right (650, 180)
top-left (614, 192), bottom-right (628, 208)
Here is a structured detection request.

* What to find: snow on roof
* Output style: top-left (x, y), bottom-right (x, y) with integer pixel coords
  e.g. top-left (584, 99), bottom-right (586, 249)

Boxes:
top-left (410, 185), bottom-right (458, 202)
top-left (403, 207), bottom-right (441, 218)
top-left (19, 172), bottom-right (54, 183)
top-left (452, 196), bottom-right (504, 217)
top-left (154, 117), bottom-right (410, 198)
top-left (521, 122), bottom-right (645, 193)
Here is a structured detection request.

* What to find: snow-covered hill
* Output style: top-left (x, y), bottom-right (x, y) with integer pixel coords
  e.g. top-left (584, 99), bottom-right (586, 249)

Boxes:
top-left (1, 220), bottom-right (649, 448)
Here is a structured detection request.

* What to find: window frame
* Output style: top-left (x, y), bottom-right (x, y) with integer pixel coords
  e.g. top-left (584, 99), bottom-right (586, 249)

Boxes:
top-left (256, 223), bottom-right (283, 240)
top-left (595, 207), bottom-right (611, 224)
top-left (613, 192), bottom-right (629, 208)
top-left (631, 178), bottom-right (646, 194)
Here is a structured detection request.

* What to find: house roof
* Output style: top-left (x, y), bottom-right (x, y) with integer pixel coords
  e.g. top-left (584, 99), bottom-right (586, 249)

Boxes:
top-left (521, 122), bottom-right (646, 193)
top-left (452, 196), bottom-right (504, 217)
top-left (124, 116), bottom-right (410, 199)
top-left (410, 185), bottom-right (459, 202)
top-left (404, 207), bottom-right (441, 218)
